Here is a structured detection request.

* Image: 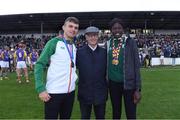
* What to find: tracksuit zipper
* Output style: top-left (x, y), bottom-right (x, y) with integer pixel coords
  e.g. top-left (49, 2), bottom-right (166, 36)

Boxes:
top-left (68, 62), bottom-right (72, 93)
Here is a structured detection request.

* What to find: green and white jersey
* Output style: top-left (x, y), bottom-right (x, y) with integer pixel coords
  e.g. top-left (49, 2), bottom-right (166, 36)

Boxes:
top-left (34, 37), bottom-right (77, 94)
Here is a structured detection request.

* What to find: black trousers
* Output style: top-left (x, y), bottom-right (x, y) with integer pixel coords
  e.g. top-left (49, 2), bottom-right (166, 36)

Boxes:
top-left (79, 102), bottom-right (106, 119)
top-left (44, 91), bottom-right (75, 119)
top-left (109, 80), bottom-right (136, 119)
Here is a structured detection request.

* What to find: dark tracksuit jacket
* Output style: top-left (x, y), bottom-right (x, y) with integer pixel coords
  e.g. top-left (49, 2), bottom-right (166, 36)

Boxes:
top-left (107, 36), bottom-right (142, 91)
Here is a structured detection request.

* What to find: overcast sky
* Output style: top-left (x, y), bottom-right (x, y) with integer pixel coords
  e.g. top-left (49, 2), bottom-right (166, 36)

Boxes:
top-left (0, 0), bottom-right (180, 15)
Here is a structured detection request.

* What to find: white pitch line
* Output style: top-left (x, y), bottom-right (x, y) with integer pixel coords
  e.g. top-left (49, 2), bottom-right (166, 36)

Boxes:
top-left (142, 68), bottom-right (180, 71)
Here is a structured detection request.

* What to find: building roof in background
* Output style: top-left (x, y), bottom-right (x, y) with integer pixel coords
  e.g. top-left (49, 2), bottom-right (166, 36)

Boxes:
top-left (0, 11), bottom-right (180, 33)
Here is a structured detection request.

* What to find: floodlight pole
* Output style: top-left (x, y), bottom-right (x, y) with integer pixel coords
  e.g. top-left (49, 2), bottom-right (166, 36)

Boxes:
top-left (145, 19), bottom-right (147, 34)
top-left (41, 22), bottom-right (44, 39)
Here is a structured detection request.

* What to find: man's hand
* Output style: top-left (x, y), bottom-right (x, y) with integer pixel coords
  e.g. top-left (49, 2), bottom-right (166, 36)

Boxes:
top-left (133, 90), bottom-right (141, 104)
top-left (39, 91), bottom-right (51, 102)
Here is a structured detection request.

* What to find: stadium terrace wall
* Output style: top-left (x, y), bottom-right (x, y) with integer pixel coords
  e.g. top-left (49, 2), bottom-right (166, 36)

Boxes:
top-left (155, 30), bottom-right (180, 35)
top-left (152, 58), bottom-right (180, 66)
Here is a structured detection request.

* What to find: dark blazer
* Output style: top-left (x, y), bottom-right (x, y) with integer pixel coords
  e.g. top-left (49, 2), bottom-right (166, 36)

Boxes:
top-left (76, 45), bottom-right (108, 105)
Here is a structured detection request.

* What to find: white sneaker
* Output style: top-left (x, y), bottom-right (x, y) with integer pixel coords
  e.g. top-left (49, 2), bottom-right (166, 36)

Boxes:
top-left (18, 80), bottom-right (22, 84)
top-left (26, 80), bottom-right (30, 83)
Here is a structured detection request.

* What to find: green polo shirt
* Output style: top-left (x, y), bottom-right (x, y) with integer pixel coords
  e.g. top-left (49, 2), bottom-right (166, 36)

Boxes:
top-left (108, 38), bottom-right (125, 83)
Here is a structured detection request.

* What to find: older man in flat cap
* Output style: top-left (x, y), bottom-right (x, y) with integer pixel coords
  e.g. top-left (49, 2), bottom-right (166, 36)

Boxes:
top-left (76, 26), bottom-right (108, 119)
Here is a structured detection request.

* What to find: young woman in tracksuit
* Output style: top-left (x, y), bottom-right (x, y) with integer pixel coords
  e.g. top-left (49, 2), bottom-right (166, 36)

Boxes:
top-left (107, 18), bottom-right (142, 119)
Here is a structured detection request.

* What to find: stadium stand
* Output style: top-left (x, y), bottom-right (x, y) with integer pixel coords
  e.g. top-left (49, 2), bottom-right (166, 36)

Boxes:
top-left (1, 12), bottom-right (180, 67)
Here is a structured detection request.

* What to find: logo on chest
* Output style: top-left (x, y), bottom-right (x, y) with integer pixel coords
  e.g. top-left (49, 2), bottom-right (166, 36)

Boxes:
top-left (60, 46), bottom-right (65, 49)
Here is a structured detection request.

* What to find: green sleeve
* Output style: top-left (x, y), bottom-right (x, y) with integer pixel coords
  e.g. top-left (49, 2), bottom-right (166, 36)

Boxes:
top-left (34, 37), bottom-right (61, 93)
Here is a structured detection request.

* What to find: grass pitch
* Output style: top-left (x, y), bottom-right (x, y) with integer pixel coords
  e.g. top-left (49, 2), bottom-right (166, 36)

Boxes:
top-left (0, 66), bottom-right (180, 119)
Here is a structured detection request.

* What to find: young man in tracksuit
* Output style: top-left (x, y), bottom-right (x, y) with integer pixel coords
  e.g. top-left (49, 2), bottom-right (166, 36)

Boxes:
top-left (34, 17), bottom-right (79, 119)
top-left (107, 18), bottom-right (142, 119)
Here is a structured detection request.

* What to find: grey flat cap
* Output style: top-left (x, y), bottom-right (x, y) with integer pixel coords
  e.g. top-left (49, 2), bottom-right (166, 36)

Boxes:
top-left (85, 26), bottom-right (99, 34)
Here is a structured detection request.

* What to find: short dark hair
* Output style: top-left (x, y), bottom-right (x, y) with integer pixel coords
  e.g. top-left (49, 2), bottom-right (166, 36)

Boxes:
top-left (64, 17), bottom-right (79, 25)
top-left (109, 18), bottom-right (124, 29)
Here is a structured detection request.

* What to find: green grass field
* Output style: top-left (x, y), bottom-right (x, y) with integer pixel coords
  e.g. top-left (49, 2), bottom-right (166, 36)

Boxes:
top-left (0, 66), bottom-right (180, 119)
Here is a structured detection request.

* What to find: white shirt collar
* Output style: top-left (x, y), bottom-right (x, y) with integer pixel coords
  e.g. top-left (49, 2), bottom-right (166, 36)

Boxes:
top-left (88, 44), bottom-right (97, 51)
